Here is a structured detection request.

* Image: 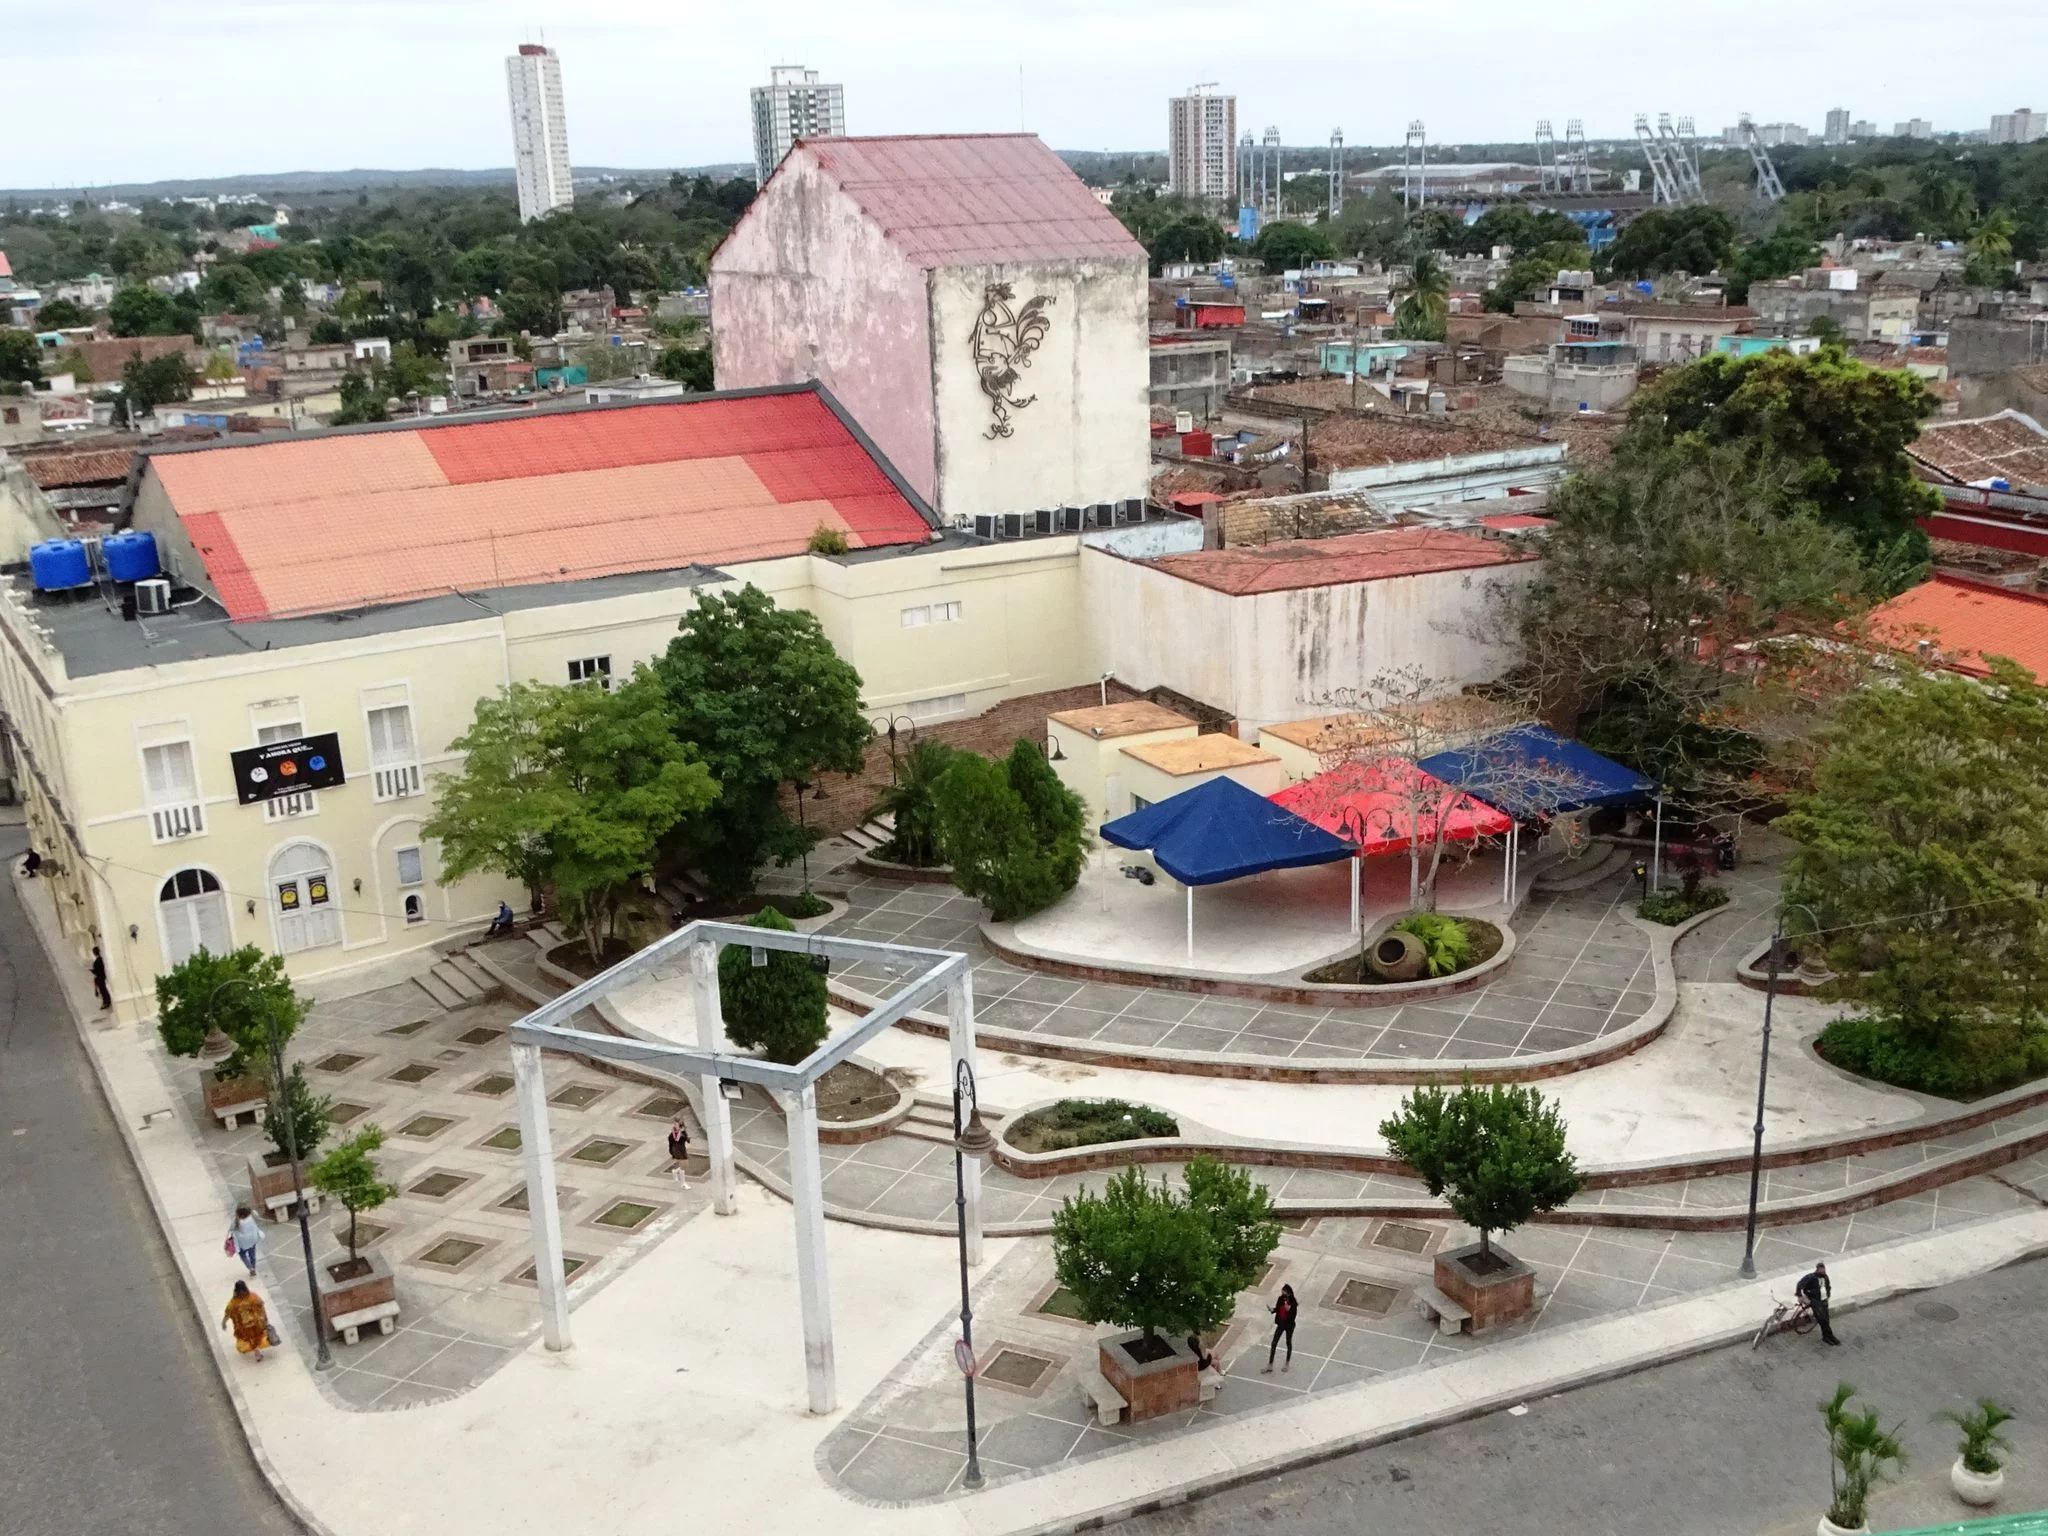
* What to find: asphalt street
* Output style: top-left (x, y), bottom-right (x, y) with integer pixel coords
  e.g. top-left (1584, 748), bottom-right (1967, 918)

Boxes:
top-left (0, 833), bottom-right (299, 1536)
top-left (1115, 1252), bottom-right (2048, 1536)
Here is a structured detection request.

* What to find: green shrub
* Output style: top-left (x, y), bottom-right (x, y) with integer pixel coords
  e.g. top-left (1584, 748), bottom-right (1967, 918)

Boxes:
top-left (863, 739), bottom-right (957, 868)
top-left (1390, 913), bottom-right (1475, 977)
top-left (264, 1063), bottom-right (334, 1164)
top-left (1008, 1098), bottom-right (1178, 1152)
top-left (717, 906), bottom-right (830, 1064)
top-left (1637, 884), bottom-right (1732, 925)
top-left (778, 889), bottom-right (831, 920)
top-left (1380, 1082), bottom-right (1583, 1261)
top-left (932, 739), bottom-right (1088, 921)
top-left (1817, 1013), bottom-right (2048, 1099)
top-left (806, 524), bottom-right (849, 555)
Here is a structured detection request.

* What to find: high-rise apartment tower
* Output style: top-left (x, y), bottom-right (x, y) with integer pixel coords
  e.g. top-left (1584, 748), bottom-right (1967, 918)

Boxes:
top-left (1167, 85), bottom-right (1237, 200)
top-left (506, 44), bottom-right (573, 224)
top-left (751, 66), bottom-right (846, 186)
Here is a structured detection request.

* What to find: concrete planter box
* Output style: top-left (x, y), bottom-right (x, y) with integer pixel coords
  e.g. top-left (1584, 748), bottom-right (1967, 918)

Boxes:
top-left (1950, 1457), bottom-right (2004, 1507)
top-left (246, 1153), bottom-right (321, 1220)
top-left (851, 851), bottom-right (955, 885)
top-left (1434, 1241), bottom-right (1535, 1331)
top-left (1097, 1330), bottom-right (1201, 1422)
top-left (316, 1249), bottom-right (400, 1345)
top-left (202, 1069), bottom-right (268, 1129)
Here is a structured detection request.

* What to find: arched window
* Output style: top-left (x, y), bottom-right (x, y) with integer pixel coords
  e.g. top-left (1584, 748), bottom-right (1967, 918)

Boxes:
top-left (158, 868), bottom-right (229, 968)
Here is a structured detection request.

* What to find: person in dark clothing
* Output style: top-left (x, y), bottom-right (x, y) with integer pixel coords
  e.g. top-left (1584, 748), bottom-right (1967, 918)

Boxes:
top-left (487, 901), bottom-right (516, 938)
top-left (20, 847), bottom-right (41, 878)
top-left (1797, 1261), bottom-right (1840, 1345)
top-left (90, 945), bottom-right (111, 1010)
top-left (1263, 1284), bottom-right (1299, 1372)
top-left (1186, 1334), bottom-right (1215, 1372)
top-left (666, 1117), bottom-right (691, 1186)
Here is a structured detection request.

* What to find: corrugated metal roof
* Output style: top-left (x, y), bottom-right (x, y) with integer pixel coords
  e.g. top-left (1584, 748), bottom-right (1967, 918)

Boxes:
top-left (1144, 528), bottom-right (1535, 597)
top-left (145, 389), bottom-right (932, 621)
top-left (795, 135), bottom-right (1146, 268)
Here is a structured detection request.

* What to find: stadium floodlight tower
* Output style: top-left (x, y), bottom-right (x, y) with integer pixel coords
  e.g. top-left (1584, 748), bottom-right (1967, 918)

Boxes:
top-left (1403, 120), bottom-right (1427, 210)
top-left (1261, 124), bottom-right (1282, 216)
top-left (1328, 128), bottom-right (1345, 217)
top-left (1740, 114), bottom-right (1787, 203)
top-left (1535, 119), bottom-right (1558, 194)
top-left (1563, 118), bottom-right (1593, 193)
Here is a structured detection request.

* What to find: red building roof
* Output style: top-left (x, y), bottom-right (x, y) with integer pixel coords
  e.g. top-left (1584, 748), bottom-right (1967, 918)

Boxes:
top-left (1909, 412), bottom-right (2048, 493)
top-left (144, 386), bottom-right (934, 622)
top-left (788, 135), bottom-right (1146, 268)
top-left (1869, 575), bottom-right (2048, 682)
top-left (1145, 528), bottom-right (1535, 597)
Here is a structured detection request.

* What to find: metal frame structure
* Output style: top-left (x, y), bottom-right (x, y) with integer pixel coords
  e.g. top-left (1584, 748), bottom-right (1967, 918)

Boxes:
top-left (1670, 115), bottom-right (1704, 202)
top-left (1328, 128), bottom-right (1345, 218)
top-left (1561, 119), bottom-right (1593, 194)
top-left (1261, 126), bottom-right (1282, 218)
top-left (1635, 112), bottom-right (1680, 205)
top-left (1739, 114), bottom-right (1787, 203)
top-left (1534, 120), bottom-right (1557, 195)
top-left (505, 919), bottom-right (984, 1415)
top-left (1402, 120), bottom-right (1427, 210)
top-left (1238, 130), bottom-right (1257, 211)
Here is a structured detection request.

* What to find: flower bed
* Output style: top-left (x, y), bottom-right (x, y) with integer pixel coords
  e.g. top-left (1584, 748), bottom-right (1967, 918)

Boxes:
top-left (1005, 1097), bottom-right (1178, 1153)
top-left (1302, 916), bottom-right (1503, 986)
top-left (1637, 884), bottom-right (1731, 926)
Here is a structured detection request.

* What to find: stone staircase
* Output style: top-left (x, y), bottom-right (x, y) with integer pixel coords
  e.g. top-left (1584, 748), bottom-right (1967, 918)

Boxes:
top-left (840, 811), bottom-right (895, 856)
top-left (1530, 841), bottom-right (1632, 896)
top-left (413, 949), bottom-right (502, 1011)
top-left (895, 1091), bottom-right (1005, 1146)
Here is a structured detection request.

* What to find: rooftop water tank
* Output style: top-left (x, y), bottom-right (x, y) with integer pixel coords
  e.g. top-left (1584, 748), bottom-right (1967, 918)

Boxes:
top-left (102, 530), bottom-right (160, 584)
top-left (29, 539), bottom-right (91, 592)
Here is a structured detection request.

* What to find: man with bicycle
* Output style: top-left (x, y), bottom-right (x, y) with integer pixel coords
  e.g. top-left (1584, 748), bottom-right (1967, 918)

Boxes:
top-left (1797, 1261), bottom-right (1841, 1345)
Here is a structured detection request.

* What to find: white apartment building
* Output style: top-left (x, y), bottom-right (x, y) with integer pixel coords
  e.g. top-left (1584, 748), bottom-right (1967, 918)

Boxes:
top-left (506, 44), bottom-right (573, 223)
top-left (751, 66), bottom-right (846, 186)
top-left (1990, 109), bottom-right (2046, 145)
top-left (1895, 118), bottom-right (1934, 140)
top-left (1824, 108), bottom-right (1850, 146)
top-left (1168, 85), bottom-right (1237, 201)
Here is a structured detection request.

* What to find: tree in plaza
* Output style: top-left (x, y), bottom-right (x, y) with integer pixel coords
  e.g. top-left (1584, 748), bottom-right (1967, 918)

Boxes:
top-left (0, 329), bottom-right (40, 387)
top-left (861, 738), bottom-right (958, 867)
top-left (932, 740), bottom-right (1088, 922)
top-left (264, 1062), bottom-right (334, 1166)
top-left (1052, 1156), bottom-right (1280, 1340)
top-left (717, 906), bottom-right (830, 1064)
top-left (1392, 251), bottom-right (1449, 341)
top-left (1625, 346), bottom-right (1939, 569)
top-left (107, 284), bottom-right (187, 337)
top-left (155, 944), bottom-right (306, 1082)
top-left (1781, 659), bottom-right (2048, 1095)
top-left (654, 585), bottom-right (869, 899)
top-left (308, 1126), bottom-right (398, 1272)
top-left (117, 350), bottom-right (195, 422)
top-left (1252, 219), bottom-right (1336, 269)
top-left (1379, 1082), bottom-right (1582, 1264)
top-left (424, 674), bottom-right (720, 964)
top-left (1598, 205), bottom-right (1737, 280)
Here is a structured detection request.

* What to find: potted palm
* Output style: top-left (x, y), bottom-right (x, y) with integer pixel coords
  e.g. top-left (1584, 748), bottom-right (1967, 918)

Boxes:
top-left (1939, 1398), bottom-right (2013, 1507)
top-left (1819, 1383), bottom-right (1907, 1536)
top-left (307, 1126), bottom-right (401, 1344)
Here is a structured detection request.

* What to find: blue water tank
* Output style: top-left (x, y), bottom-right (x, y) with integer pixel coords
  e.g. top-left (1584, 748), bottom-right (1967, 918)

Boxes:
top-left (29, 539), bottom-right (91, 592)
top-left (103, 530), bottom-right (160, 583)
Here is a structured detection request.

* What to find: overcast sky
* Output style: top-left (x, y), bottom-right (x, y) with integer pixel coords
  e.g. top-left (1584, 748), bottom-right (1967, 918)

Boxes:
top-left (15, 0), bottom-right (2048, 187)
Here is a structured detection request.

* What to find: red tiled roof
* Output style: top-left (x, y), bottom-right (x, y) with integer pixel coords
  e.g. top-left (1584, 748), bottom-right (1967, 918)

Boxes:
top-left (144, 388), bottom-right (933, 621)
top-left (1144, 528), bottom-right (1536, 597)
top-left (1869, 575), bottom-right (2048, 682)
top-left (1479, 513), bottom-right (1553, 531)
top-left (21, 448), bottom-right (132, 489)
top-left (1909, 412), bottom-right (2048, 492)
top-left (792, 135), bottom-right (1146, 268)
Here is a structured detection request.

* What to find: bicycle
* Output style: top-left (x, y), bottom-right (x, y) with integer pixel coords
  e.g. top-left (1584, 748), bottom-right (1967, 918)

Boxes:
top-left (1752, 1293), bottom-right (1815, 1350)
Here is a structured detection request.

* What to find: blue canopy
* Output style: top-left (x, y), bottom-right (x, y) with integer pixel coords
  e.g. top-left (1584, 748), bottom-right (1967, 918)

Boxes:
top-left (1418, 725), bottom-right (1655, 821)
top-left (1099, 777), bottom-right (1353, 886)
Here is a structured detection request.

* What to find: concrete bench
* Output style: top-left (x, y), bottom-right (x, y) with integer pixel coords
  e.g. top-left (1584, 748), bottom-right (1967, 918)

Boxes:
top-left (329, 1300), bottom-right (400, 1347)
top-left (256, 1187), bottom-right (323, 1221)
top-left (1079, 1369), bottom-right (1127, 1427)
top-left (1413, 1282), bottom-right (1472, 1336)
top-left (212, 1102), bottom-right (266, 1131)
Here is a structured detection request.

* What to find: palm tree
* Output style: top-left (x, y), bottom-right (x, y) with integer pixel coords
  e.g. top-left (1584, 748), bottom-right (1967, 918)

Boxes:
top-left (862, 739), bottom-right (956, 867)
top-left (1821, 1383), bottom-right (1907, 1532)
top-left (1394, 251), bottom-right (1450, 341)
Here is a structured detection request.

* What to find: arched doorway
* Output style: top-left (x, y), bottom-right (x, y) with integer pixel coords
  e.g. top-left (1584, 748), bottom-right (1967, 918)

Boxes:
top-left (159, 868), bottom-right (230, 967)
top-left (269, 841), bottom-right (342, 954)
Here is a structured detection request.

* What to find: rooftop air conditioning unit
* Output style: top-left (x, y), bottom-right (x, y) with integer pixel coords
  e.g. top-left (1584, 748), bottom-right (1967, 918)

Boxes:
top-left (1058, 506), bottom-right (1083, 532)
top-left (135, 578), bottom-right (171, 616)
top-left (1032, 508), bottom-right (1053, 534)
top-left (973, 514), bottom-right (998, 540)
top-left (1089, 503), bottom-right (1116, 526)
top-left (1117, 499), bottom-right (1146, 523)
top-left (1001, 512), bottom-right (1025, 539)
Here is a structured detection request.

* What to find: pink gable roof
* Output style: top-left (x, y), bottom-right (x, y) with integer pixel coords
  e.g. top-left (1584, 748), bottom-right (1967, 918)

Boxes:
top-left (792, 134), bottom-right (1147, 269)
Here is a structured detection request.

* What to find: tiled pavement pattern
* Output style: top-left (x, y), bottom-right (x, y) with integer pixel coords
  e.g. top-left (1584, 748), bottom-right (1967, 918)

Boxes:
top-left (823, 1148), bottom-right (2048, 1502)
top-left (821, 874), bottom-right (1658, 1063)
top-left (184, 982), bottom-right (710, 1410)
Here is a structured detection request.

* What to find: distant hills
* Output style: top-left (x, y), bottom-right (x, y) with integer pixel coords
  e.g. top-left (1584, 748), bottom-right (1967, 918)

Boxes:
top-left (0, 166), bottom-right (751, 201)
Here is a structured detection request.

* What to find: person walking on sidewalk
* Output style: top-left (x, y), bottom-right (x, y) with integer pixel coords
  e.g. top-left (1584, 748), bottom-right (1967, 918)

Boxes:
top-left (666, 1117), bottom-right (691, 1186)
top-left (1797, 1261), bottom-right (1841, 1345)
top-left (228, 1205), bottom-right (263, 1276)
top-left (20, 846), bottom-right (40, 878)
top-left (1263, 1284), bottom-right (1299, 1373)
top-left (90, 945), bottom-right (111, 1010)
top-left (221, 1281), bottom-right (270, 1363)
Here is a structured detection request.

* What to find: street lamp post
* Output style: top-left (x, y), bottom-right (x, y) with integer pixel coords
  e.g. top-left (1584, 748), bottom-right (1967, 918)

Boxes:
top-left (213, 977), bottom-right (331, 1370)
top-left (951, 1057), bottom-right (996, 1490)
top-left (1739, 903), bottom-right (1819, 1279)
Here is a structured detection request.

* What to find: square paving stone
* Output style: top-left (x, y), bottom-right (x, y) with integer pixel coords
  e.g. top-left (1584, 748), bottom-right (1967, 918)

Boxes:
top-left (568, 1137), bottom-right (631, 1166)
top-left (837, 1434), bottom-right (965, 1501)
top-left (328, 1101), bottom-right (370, 1127)
top-left (1370, 1220), bottom-right (1436, 1255)
top-left (980, 1346), bottom-right (1059, 1393)
top-left (413, 1235), bottom-right (492, 1271)
top-left (479, 1125), bottom-right (522, 1152)
top-left (1329, 1327), bottom-right (1430, 1371)
top-left (975, 1411), bottom-right (1086, 1468)
top-left (633, 1093), bottom-right (687, 1120)
top-left (1157, 1023), bottom-right (1240, 1054)
top-left (466, 1072), bottom-right (515, 1098)
top-left (549, 1083), bottom-right (609, 1110)
top-left (407, 1171), bottom-right (472, 1200)
top-left (592, 1199), bottom-right (662, 1231)
top-left (396, 1114), bottom-right (457, 1140)
top-left (385, 1063), bottom-right (438, 1085)
top-left (456, 1026), bottom-right (505, 1047)
top-left (1328, 1276), bottom-right (1402, 1317)
top-left (314, 1052), bottom-right (367, 1073)
top-left (408, 1338), bottom-right (512, 1393)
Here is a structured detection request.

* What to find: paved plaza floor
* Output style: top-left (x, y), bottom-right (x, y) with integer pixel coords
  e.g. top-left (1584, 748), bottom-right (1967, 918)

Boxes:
top-left (822, 872), bottom-right (1657, 1063)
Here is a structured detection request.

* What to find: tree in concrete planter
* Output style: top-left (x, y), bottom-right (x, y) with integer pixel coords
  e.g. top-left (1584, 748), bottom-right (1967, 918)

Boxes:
top-left (155, 944), bottom-right (306, 1082)
top-left (309, 1125), bottom-right (397, 1279)
top-left (717, 907), bottom-right (829, 1065)
top-left (1379, 1082), bottom-right (1582, 1267)
top-left (263, 1063), bottom-right (334, 1166)
top-left (1051, 1156), bottom-right (1280, 1339)
top-left (933, 740), bottom-right (1088, 922)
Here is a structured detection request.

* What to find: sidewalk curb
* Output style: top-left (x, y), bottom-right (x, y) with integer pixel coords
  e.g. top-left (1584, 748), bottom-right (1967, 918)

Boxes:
top-left (11, 868), bottom-right (342, 1536)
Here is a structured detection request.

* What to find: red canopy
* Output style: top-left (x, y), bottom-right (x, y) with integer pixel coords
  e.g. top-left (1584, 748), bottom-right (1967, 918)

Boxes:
top-left (1269, 758), bottom-right (1512, 856)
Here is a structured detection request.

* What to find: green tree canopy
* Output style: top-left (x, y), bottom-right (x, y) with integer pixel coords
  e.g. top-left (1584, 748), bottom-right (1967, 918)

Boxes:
top-left (863, 738), bottom-right (958, 867)
top-left (1051, 1156), bottom-right (1279, 1338)
top-left (119, 350), bottom-right (195, 421)
top-left (1379, 1082), bottom-right (1583, 1259)
top-left (155, 944), bottom-right (306, 1081)
top-left (264, 1062), bottom-right (334, 1165)
top-left (1599, 205), bottom-right (1737, 279)
top-left (1483, 239), bottom-right (1589, 313)
top-left (1726, 232), bottom-right (1820, 303)
top-left (653, 344), bottom-right (713, 391)
top-left (933, 740), bottom-right (1087, 922)
top-left (1392, 251), bottom-right (1450, 340)
top-left (0, 330), bottom-right (40, 386)
top-left (331, 370), bottom-right (387, 424)
top-left (717, 906), bottom-right (830, 1064)
top-left (31, 297), bottom-right (88, 329)
top-left (309, 1125), bottom-right (397, 1265)
top-left (1460, 206), bottom-right (1587, 257)
top-left (1252, 219), bottom-right (1336, 269)
top-left (654, 585), bottom-right (869, 898)
top-left (1149, 217), bottom-right (1226, 272)
top-left (107, 285), bottom-right (187, 337)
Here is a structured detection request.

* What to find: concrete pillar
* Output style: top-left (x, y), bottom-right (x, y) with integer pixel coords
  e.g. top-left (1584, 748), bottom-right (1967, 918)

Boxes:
top-left (688, 939), bottom-right (738, 1216)
top-left (511, 1041), bottom-right (571, 1352)
top-left (783, 1082), bottom-right (836, 1414)
top-left (947, 968), bottom-right (984, 1269)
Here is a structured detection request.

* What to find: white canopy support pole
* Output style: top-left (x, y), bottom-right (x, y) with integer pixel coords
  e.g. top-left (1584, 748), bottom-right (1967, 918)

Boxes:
top-left (784, 1081), bottom-right (837, 1414)
top-left (511, 1041), bottom-right (571, 1352)
top-left (946, 969), bottom-right (984, 1269)
top-left (688, 939), bottom-right (738, 1216)
top-left (1185, 882), bottom-right (1195, 959)
top-left (1350, 854), bottom-right (1361, 935)
top-left (1500, 827), bottom-right (1512, 907)
top-left (1651, 793), bottom-right (1665, 893)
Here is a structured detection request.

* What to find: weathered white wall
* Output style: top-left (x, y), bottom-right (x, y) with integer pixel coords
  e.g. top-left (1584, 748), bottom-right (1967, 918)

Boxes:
top-left (1116, 750), bottom-right (1286, 814)
top-left (1085, 547), bottom-right (1538, 739)
top-left (928, 259), bottom-right (1150, 521)
top-left (1050, 722), bottom-right (1197, 828)
top-left (711, 157), bottom-right (939, 503)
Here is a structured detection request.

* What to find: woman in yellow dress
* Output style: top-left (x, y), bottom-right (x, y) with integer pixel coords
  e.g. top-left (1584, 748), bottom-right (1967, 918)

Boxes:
top-left (222, 1280), bottom-right (270, 1362)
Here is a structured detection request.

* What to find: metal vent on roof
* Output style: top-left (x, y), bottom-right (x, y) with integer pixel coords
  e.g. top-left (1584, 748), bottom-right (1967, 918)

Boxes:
top-left (1057, 506), bottom-right (1083, 532)
top-left (1032, 508), bottom-right (1053, 535)
top-left (973, 514), bottom-right (998, 540)
top-left (1001, 512), bottom-right (1025, 540)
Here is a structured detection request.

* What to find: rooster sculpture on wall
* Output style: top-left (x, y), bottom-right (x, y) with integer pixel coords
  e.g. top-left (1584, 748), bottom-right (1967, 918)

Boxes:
top-left (970, 282), bottom-right (1055, 440)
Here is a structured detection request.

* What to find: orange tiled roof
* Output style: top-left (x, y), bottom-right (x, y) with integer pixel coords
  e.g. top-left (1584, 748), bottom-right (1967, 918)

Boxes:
top-left (1144, 528), bottom-right (1535, 597)
top-left (145, 389), bottom-right (933, 621)
top-left (22, 448), bottom-right (133, 489)
top-left (1869, 575), bottom-right (2048, 682)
